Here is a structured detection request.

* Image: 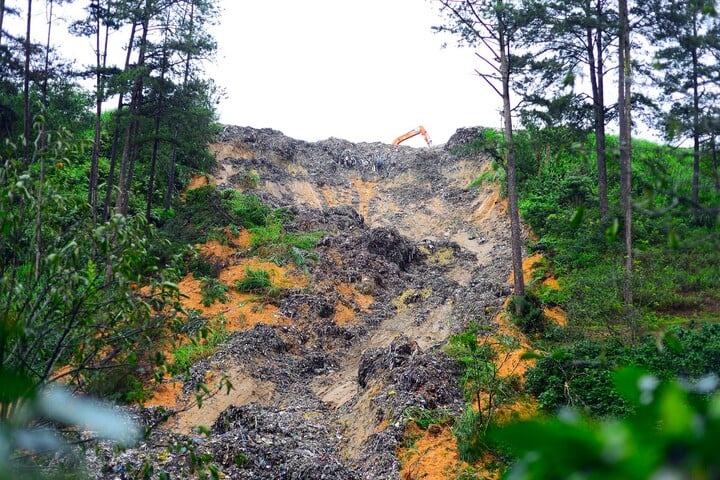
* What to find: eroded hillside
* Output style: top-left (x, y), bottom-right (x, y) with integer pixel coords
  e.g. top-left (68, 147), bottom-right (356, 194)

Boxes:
top-left (91, 126), bottom-right (518, 479)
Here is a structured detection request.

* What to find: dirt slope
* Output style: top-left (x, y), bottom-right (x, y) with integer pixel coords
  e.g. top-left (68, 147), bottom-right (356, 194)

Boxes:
top-left (92, 126), bottom-right (516, 479)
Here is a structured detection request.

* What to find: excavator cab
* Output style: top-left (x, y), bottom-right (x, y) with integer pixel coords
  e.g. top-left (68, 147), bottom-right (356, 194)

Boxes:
top-left (392, 125), bottom-right (432, 147)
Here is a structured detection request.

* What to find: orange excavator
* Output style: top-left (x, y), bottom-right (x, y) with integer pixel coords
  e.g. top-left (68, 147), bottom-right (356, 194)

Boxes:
top-left (392, 125), bottom-right (432, 147)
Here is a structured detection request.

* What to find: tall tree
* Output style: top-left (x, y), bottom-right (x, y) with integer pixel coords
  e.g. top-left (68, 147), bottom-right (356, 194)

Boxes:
top-left (162, 0), bottom-right (218, 210)
top-left (435, 0), bottom-right (527, 310)
top-left (618, 0), bottom-right (633, 307)
top-left (22, 0), bottom-right (32, 164)
top-left (115, 0), bottom-right (154, 216)
top-left (650, 0), bottom-right (720, 210)
top-left (86, 0), bottom-right (112, 222)
top-left (520, 0), bottom-right (617, 217)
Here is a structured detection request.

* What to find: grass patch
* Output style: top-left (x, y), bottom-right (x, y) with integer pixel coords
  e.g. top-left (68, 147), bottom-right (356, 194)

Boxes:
top-left (234, 266), bottom-right (282, 298)
top-left (403, 406), bottom-right (454, 430)
top-left (170, 320), bottom-right (229, 374)
top-left (249, 220), bottom-right (323, 266)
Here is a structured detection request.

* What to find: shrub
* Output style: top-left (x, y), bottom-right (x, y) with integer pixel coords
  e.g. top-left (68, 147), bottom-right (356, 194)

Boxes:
top-left (249, 220), bottom-right (323, 266)
top-left (200, 277), bottom-right (230, 307)
top-left (453, 406), bottom-right (488, 462)
top-left (170, 322), bottom-right (229, 374)
top-left (525, 324), bottom-right (720, 416)
top-left (0, 139), bottom-right (182, 408)
top-left (495, 369), bottom-right (720, 479)
top-left (508, 293), bottom-right (548, 335)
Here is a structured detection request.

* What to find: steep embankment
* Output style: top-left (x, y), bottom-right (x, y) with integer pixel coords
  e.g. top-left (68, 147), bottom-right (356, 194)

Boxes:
top-left (92, 126), bottom-right (517, 479)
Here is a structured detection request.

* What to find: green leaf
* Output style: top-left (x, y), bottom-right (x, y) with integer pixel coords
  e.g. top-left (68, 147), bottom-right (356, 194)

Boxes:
top-left (0, 368), bottom-right (35, 404)
top-left (605, 218), bottom-right (620, 242)
top-left (662, 332), bottom-right (683, 354)
top-left (569, 206), bottom-right (585, 229)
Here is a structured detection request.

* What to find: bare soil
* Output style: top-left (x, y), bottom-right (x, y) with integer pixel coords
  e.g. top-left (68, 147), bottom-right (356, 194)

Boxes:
top-left (90, 126), bottom-right (529, 479)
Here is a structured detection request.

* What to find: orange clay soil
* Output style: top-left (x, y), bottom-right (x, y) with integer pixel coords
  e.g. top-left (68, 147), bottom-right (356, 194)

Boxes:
top-left (144, 228), bottom-right (378, 410)
top-left (398, 251), bottom-right (559, 479)
top-left (398, 422), bottom-right (476, 480)
top-left (143, 228), bottom-right (307, 408)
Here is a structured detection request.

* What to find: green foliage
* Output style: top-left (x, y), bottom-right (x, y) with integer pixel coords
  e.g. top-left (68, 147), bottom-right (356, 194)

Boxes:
top-left (234, 267), bottom-right (280, 298)
top-left (453, 406), bottom-right (487, 463)
top-left (164, 185), bottom-right (271, 244)
top-left (451, 127), bottom-right (503, 159)
top-left (237, 168), bottom-right (259, 189)
top-left (227, 190), bottom-right (272, 228)
top-left (186, 251), bottom-right (225, 279)
top-left (524, 339), bottom-right (631, 417)
top-left (169, 323), bottom-right (229, 375)
top-left (446, 323), bottom-right (521, 458)
top-left (467, 160), bottom-right (505, 190)
top-left (562, 261), bottom-right (627, 329)
top-left (249, 219), bottom-right (323, 266)
top-left (495, 369), bottom-right (720, 479)
top-left (525, 323), bottom-right (720, 416)
top-left (200, 277), bottom-right (230, 307)
top-left (508, 294), bottom-right (548, 335)
top-left (0, 139), bottom-right (183, 406)
top-left (403, 406), bottom-right (454, 430)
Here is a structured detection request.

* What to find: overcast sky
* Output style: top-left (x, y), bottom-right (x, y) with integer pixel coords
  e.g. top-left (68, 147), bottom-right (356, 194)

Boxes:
top-left (12, 1), bottom-right (501, 147)
top-left (206, 0), bottom-right (501, 146)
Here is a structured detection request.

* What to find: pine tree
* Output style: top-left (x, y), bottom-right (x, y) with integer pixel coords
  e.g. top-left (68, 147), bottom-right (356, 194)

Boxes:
top-left (519, 0), bottom-right (617, 216)
top-left (650, 0), bottom-right (720, 210)
top-left (435, 0), bottom-right (527, 310)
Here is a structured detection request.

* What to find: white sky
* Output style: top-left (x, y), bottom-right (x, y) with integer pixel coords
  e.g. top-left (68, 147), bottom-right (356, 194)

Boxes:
top-left (12, 0), bottom-right (501, 147)
top-left (206, 0), bottom-right (502, 146)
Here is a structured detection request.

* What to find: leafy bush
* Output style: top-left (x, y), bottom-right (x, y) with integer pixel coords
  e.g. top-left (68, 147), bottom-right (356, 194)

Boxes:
top-left (508, 293), bottom-right (548, 335)
top-left (1, 149), bottom-right (183, 406)
top-left (164, 185), bottom-right (270, 244)
top-left (249, 220), bottom-right (323, 266)
top-left (495, 368), bottom-right (720, 479)
top-left (445, 323), bottom-right (521, 459)
top-left (524, 340), bottom-right (631, 417)
top-left (0, 136), bottom-right (179, 476)
top-left (170, 322), bottom-right (229, 374)
top-left (237, 168), bottom-right (259, 189)
top-left (525, 323), bottom-right (720, 416)
top-left (200, 277), bottom-right (230, 307)
top-left (186, 251), bottom-right (225, 279)
top-left (453, 406), bottom-right (487, 462)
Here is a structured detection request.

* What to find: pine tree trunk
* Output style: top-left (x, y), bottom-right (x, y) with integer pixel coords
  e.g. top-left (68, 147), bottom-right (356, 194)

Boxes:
top-left (103, 22), bottom-right (136, 220)
top-left (499, 23), bottom-right (525, 311)
top-left (146, 114), bottom-right (161, 219)
top-left (88, 1), bottom-right (104, 223)
top-left (39, 0), bottom-right (53, 151)
top-left (116, 4), bottom-right (151, 216)
top-left (22, 0), bottom-right (32, 164)
top-left (618, 0), bottom-right (633, 307)
top-left (691, 39), bottom-right (700, 210)
top-left (164, 131), bottom-right (177, 210)
top-left (589, 0), bottom-right (608, 217)
top-left (166, 1), bottom-right (195, 210)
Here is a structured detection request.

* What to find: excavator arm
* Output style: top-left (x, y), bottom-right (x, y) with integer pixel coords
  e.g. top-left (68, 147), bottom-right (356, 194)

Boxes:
top-left (392, 125), bottom-right (432, 147)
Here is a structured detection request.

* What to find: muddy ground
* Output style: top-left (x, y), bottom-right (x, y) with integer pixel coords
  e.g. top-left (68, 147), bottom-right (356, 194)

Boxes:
top-left (89, 125), bottom-right (516, 479)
